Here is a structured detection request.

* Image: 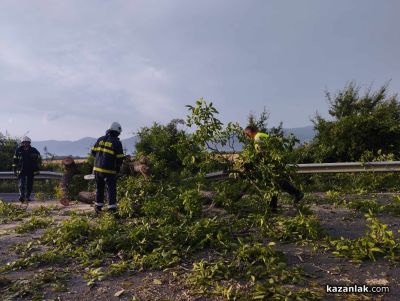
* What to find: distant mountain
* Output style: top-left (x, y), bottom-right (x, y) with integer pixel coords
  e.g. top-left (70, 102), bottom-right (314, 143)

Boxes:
top-left (32, 126), bottom-right (315, 157)
top-left (33, 136), bottom-right (138, 157)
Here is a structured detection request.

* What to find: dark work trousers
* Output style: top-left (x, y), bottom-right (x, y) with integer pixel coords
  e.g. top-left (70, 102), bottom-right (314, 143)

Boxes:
top-left (18, 173), bottom-right (34, 200)
top-left (269, 179), bottom-right (302, 209)
top-left (239, 178), bottom-right (302, 210)
top-left (95, 172), bottom-right (117, 210)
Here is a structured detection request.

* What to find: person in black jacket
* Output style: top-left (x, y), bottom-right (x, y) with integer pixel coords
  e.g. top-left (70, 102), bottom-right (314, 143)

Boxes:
top-left (91, 122), bottom-right (124, 214)
top-left (13, 136), bottom-right (41, 202)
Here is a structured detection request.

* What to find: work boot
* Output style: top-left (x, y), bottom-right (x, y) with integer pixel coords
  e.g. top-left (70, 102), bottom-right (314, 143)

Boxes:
top-left (18, 196), bottom-right (25, 203)
top-left (107, 207), bottom-right (119, 217)
top-left (269, 196), bottom-right (278, 213)
top-left (95, 206), bottom-right (102, 216)
top-left (294, 191), bottom-right (304, 204)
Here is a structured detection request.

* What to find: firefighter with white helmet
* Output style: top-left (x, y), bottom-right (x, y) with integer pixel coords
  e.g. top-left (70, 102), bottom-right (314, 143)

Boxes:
top-left (13, 136), bottom-right (41, 202)
top-left (91, 122), bottom-right (124, 215)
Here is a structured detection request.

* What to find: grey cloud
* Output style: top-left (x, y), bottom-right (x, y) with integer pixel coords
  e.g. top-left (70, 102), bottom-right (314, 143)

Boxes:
top-left (0, 0), bottom-right (400, 140)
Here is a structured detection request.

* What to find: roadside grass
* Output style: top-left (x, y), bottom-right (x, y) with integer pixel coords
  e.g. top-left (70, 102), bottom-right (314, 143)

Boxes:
top-left (15, 216), bottom-right (54, 234)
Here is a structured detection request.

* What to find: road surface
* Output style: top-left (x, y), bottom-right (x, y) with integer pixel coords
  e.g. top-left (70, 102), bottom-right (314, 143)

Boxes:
top-left (0, 193), bottom-right (26, 202)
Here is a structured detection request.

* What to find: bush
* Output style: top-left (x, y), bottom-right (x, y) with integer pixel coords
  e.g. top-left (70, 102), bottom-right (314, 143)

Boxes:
top-left (311, 82), bottom-right (400, 162)
top-left (135, 119), bottom-right (201, 178)
top-left (0, 133), bottom-right (19, 171)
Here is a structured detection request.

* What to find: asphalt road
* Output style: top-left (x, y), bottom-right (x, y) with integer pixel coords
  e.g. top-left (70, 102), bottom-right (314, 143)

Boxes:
top-left (0, 193), bottom-right (23, 202)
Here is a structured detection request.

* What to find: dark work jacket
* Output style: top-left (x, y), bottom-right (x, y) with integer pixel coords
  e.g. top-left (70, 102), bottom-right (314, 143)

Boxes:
top-left (13, 146), bottom-right (41, 175)
top-left (91, 132), bottom-right (124, 174)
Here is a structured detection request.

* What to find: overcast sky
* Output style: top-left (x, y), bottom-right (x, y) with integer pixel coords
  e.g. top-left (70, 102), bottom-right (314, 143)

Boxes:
top-left (1, 0), bottom-right (399, 141)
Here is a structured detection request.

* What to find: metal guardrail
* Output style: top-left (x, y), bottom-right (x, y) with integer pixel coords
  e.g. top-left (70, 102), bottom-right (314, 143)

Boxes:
top-left (0, 171), bottom-right (63, 180)
top-left (295, 161), bottom-right (400, 174)
top-left (82, 161), bottom-right (400, 181)
top-left (3, 162), bottom-right (399, 181)
top-left (203, 161), bottom-right (400, 180)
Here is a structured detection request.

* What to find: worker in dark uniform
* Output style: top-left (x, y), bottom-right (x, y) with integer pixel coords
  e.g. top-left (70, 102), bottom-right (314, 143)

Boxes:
top-left (91, 122), bottom-right (124, 214)
top-left (13, 136), bottom-right (41, 202)
top-left (244, 126), bottom-right (304, 212)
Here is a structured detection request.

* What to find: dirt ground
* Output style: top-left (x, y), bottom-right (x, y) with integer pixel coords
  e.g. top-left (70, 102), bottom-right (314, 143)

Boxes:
top-left (0, 194), bottom-right (399, 301)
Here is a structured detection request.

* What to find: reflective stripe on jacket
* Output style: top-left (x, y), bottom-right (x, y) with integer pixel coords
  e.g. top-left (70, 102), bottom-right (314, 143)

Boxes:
top-left (91, 133), bottom-right (124, 174)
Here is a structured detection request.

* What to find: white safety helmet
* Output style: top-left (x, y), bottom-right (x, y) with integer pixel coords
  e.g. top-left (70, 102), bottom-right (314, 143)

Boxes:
top-left (22, 136), bottom-right (31, 143)
top-left (109, 122), bottom-right (122, 134)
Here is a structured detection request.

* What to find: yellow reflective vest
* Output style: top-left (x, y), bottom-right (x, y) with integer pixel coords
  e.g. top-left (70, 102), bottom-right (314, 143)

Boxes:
top-left (254, 132), bottom-right (269, 151)
top-left (254, 132), bottom-right (269, 141)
